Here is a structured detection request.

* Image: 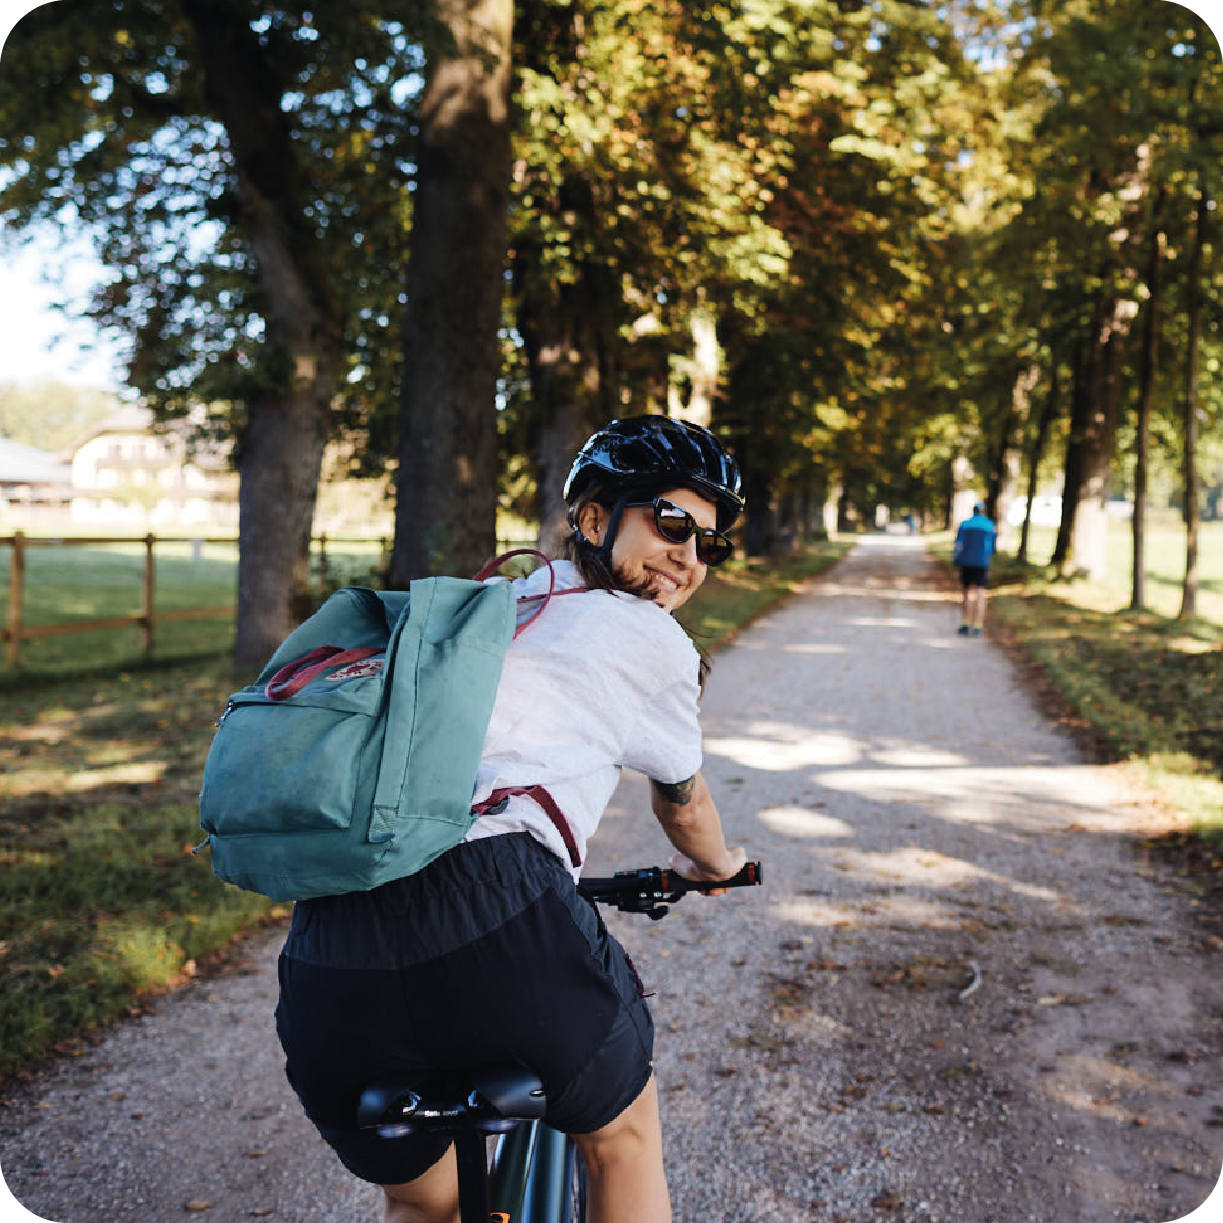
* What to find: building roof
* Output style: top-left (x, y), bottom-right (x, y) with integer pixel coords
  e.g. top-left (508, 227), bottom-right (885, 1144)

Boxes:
top-left (69, 404), bottom-right (160, 450)
top-left (0, 438), bottom-right (73, 486)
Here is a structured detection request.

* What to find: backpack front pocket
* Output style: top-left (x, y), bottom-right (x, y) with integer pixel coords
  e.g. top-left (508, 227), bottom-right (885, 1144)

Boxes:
top-left (200, 694), bottom-right (381, 837)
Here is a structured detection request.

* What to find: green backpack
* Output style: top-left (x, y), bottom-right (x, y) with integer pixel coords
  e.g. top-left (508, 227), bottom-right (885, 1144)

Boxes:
top-left (198, 554), bottom-right (566, 901)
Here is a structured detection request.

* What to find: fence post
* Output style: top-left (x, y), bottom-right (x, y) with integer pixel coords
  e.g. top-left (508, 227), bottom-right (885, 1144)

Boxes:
top-left (142, 533), bottom-right (155, 656)
top-left (6, 531), bottom-right (24, 669)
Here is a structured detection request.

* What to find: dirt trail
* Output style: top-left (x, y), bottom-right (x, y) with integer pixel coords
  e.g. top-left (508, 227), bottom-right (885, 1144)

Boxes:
top-left (3, 534), bottom-right (1222, 1223)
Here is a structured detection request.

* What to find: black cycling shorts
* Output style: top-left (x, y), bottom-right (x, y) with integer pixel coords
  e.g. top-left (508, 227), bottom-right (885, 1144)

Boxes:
top-left (275, 833), bottom-right (654, 1187)
top-left (959, 564), bottom-right (989, 589)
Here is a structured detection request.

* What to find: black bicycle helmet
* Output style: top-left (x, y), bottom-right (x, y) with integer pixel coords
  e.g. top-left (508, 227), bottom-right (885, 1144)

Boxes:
top-left (563, 415), bottom-right (744, 529)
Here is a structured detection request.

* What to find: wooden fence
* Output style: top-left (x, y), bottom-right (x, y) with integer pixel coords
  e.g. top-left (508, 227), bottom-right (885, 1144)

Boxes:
top-left (0, 531), bottom-right (388, 669)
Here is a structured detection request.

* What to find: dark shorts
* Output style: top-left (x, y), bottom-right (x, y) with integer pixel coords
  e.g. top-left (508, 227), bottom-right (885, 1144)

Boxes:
top-left (275, 833), bottom-right (654, 1186)
top-left (959, 565), bottom-right (989, 589)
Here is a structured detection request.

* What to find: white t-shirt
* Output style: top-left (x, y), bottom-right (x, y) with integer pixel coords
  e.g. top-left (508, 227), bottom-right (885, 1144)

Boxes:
top-left (463, 559), bottom-right (703, 876)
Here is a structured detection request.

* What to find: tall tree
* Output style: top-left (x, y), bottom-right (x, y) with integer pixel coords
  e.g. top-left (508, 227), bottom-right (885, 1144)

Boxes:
top-left (1131, 184), bottom-right (1166, 610)
top-left (1179, 186), bottom-right (1208, 619)
top-left (0, 1), bottom-right (420, 665)
top-left (1017, 356), bottom-right (1061, 566)
top-left (389, 0), bottom-right (514, 582)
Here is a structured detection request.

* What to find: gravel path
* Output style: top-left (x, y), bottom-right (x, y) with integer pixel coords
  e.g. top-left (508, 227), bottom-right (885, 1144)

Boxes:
top-left (3, 534), bottom-right (1222, 1223)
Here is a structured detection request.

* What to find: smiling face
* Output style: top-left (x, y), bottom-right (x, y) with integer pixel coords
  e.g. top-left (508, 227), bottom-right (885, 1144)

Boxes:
top-left (577, 485), bottom-right (718, 613)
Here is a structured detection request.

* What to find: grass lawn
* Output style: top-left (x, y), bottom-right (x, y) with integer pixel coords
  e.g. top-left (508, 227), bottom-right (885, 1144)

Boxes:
top-left (0, 537), bottom-right (848, 1084)
top-left (0, 537), bottom-right (390, 680)
top-left (1011, 519), bottom-right (1223, 624)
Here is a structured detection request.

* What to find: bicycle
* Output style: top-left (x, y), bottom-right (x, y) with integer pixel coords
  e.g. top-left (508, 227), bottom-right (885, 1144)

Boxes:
top-left (356, 860), bottom-right (763, 1223)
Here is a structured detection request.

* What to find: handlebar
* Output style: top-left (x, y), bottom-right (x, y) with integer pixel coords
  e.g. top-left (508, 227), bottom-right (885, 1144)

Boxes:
top-left (577, 861), bottom-right (762, 920)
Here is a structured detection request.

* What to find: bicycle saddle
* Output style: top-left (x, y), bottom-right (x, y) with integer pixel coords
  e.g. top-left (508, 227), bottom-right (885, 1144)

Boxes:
top-left (357, 1067), bottom-right (548, 1138)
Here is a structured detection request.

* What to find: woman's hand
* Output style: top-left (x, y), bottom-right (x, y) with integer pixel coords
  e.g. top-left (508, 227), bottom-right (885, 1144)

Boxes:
top-left (669, 846), bottom-right (747, 895)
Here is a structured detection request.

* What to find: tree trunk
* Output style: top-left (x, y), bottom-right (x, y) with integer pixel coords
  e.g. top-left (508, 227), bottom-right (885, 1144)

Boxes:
top-left (391, 0), bottom-right (514, 583)
top-left (1018, 357), bottom-right (1060, 566)
top-left (516, 254), bottom-right (617, 555)
top-left (986, 364), bottom-right (1037, 529)
top-left (235, 398), bottom-right (330, 664)
top-left (1072, 292), bottom-right (1135, 580)
top-left (1131, 186), bottom-right (1166, 611)
top-left (1180, 188), bottom-right (1207, 620)
top-left (1052, 286), bottom-right (1135, 582)
top-left (1052, 338), bottom-right (1088, 572)
top-left (181, 0), bottom-right (343, 667)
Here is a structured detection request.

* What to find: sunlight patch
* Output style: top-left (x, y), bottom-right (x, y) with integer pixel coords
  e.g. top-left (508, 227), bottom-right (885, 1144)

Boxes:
top-left (775, 894), bottom-right (961, 931)
top-left (705, 724), bottom-right (861, 771)
top-left (870, 745), bottom-right (969, 768)
top-left (64, 761), bottom-right (168, 792)
top-left (757, 806), bottom-right (854, 839)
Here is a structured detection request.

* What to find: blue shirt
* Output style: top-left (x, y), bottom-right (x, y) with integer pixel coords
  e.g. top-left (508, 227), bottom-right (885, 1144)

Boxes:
top-left (954, 513), bottom-right (997, 568)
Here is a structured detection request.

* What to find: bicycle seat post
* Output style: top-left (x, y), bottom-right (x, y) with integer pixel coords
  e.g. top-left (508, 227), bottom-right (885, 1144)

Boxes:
top-left (358, 1068), bottom-right (549, 1223)
top-left (453, 1127), bottom-right (491, 1222)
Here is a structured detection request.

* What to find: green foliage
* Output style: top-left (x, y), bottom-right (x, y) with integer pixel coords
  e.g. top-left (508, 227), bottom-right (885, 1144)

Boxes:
top-left (0, 1), bottom-right (420, 438)
top-left (2, 0), bottom-right (1221, 560)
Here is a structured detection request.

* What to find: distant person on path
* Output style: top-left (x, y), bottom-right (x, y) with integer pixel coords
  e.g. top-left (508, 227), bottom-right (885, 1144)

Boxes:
top-left (953, 501), bottom-right (997, 636)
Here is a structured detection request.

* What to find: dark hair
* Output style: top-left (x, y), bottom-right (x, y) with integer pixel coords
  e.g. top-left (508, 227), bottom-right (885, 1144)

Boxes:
top-left (560, 479), bottom-right (654, 598)
top-left (560, 478), bottom-right (712, 692)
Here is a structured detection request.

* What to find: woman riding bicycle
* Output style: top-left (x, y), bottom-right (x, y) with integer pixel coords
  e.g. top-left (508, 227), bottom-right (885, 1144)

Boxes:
top-left (275, 415), bottom-right (747, 1223)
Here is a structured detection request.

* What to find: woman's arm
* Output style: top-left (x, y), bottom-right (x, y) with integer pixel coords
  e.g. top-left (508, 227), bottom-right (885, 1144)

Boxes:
top-left (650, 771), bottom-right (746, 883)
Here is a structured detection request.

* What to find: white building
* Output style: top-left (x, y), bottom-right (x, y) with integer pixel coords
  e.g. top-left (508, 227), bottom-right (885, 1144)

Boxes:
top-left (0, 439), bottom-right (73, 515)
top-left (68, 405), bottom-right (238, 529)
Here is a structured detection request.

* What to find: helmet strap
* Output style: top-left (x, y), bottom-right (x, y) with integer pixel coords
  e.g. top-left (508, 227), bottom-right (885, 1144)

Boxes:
top-left (572, 493), bottom-right (633, 565)
top-left (595, 495), bottom-right (633, 565)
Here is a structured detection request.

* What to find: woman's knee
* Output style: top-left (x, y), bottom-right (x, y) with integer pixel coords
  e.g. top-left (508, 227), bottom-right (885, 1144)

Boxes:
top-left (572, 1074), bottom-right (664, 1175)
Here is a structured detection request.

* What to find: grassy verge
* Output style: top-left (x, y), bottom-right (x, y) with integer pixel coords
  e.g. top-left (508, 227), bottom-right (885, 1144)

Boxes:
top-left (0, 656), bottom-right (285, 1084)
top-left (930, 530), bottom-right (1223, 839)
top-left (0, 539), bottom-right (848, 1085)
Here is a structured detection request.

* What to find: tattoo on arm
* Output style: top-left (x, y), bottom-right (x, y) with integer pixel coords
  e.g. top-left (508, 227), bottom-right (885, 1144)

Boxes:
top-left (651, 775), bottom-right (696, 805)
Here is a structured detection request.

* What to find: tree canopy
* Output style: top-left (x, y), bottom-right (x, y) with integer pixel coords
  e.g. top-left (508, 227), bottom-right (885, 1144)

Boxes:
top-left (2, 0), bottom-right (1220, 631)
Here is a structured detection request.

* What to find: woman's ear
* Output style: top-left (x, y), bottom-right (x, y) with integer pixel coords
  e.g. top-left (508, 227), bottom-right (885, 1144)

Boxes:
top-left (576, 501), bottom-right (607, 547)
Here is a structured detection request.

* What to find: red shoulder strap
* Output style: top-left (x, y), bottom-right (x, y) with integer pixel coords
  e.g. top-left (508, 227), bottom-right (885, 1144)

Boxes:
top-left (472, 785), bottom-right (581, 868)
top-left (473, 550), bottom-right (589, 639)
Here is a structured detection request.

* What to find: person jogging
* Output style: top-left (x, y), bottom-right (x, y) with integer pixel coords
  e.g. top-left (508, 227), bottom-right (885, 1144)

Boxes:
top-left (953, 500), bottom-right (997, 636)
top-left (274, 415), bottom-right (748, 1223)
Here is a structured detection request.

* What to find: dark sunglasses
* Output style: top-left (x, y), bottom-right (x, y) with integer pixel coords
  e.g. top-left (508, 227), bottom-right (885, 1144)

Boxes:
top-left (624, 496), bottom-right (734, 567)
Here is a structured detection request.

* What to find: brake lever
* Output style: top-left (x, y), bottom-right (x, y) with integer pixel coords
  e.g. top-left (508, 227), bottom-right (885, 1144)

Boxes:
top-left (614, 891), bottom-right (684, 920)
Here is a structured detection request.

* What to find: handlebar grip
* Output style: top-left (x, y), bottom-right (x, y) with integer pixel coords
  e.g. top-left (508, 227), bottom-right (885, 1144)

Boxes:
top-left (660, 860), bottom-right (763, 893)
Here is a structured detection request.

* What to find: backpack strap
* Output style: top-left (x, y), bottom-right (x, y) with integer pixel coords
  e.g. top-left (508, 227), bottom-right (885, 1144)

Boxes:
top-left (473, 549), bottom-right (589, 639)
top-left (472, 784), bottom-right (581, 868)
top-left (265, 646), bottom-right (383, 701)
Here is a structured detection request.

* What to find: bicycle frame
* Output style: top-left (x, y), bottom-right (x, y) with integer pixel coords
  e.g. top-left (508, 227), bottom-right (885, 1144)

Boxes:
top-left (489, 1118), bottom-right (583, 1223)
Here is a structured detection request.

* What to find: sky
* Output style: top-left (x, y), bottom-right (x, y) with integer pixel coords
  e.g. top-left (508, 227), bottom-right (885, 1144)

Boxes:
top-left (0, 2), bottom-right (126, 393)
top-left (0, 0), bottom-right (1222, 399)
top-left (0, 227), bottom-right (128, 392)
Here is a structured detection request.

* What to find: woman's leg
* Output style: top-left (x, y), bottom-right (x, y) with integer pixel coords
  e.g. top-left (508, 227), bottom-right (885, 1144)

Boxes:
top-left (573, 1075), bottom-right (672, 1223)
top-left (381, 1144), bottom-right (459, 1223)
